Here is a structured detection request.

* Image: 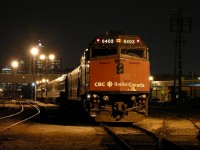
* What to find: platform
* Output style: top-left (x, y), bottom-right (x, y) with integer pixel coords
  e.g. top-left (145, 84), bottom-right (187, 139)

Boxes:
top-left (26, 99), bottom-right (59, 110)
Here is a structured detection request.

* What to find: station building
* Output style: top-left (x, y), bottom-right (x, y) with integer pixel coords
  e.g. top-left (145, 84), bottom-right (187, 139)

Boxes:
top-left (150, 74), bottom-right (200, 102)
top-left (0, 57), bottom-right (64, 99)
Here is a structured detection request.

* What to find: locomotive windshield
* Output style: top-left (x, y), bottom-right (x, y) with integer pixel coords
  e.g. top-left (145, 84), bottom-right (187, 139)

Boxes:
top-left (91, 48), bottom-right (117, 58)
top-left (121, 48), bottom-right (146, 59)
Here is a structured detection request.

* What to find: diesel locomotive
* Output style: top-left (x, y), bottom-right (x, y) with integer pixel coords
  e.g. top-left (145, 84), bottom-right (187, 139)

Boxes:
top-left (36, 31), bottom-right (150, 122)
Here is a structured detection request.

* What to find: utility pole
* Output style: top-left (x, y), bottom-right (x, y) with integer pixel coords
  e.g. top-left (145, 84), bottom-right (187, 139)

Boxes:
top-left (170, 8), bottom-right (191, 101)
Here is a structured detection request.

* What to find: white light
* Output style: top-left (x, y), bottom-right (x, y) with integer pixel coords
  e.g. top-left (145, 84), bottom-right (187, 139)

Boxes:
top-left (103, 95), bottom-right (109, 101)
top-left (42, 79), bottom-right (49, 83)
top-left (31, 47), bottom-right (39, 56)
top-left (93, 94), bottom-right (97, 98)
top-left (130, 96), bottom-right (136, 101)
top-left (86, 64), bottom-right (90, 67)
top-left (42, 78), bottom-right (46, 83)
top-left (11, 61), bottom-right (19, 68)
top-left (139, 94), bottom-right (146, 99)
top-left (49, 54), bottom-right (55, 60)
top-left (149, 76), bottom-right (153, 81)
top-left (40, 54), bottom-right (46, 60)
top-left (86, 94), bottom-right (91, 99)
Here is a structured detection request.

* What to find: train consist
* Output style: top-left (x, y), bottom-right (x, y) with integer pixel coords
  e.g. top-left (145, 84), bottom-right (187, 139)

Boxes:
top-left (36, 31), bottom-right (150, 122)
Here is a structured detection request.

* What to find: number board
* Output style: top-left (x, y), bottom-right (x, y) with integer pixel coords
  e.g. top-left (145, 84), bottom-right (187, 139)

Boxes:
top-left (98, 38), bottom-right (140, 45)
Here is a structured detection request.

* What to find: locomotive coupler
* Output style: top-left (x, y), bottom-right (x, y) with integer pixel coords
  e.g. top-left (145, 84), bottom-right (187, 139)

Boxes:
top-left (111, 102), bottom-right (128, 120)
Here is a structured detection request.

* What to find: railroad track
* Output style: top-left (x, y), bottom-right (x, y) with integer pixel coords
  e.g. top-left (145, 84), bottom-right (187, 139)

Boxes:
top-left (0, 100), bottom-right (40, 134)
top-left (0, 100), bottom-right (21, 117)
top-left (101, 122), bottom-right (187, 150)
top-left (145, 109), bottom-right (200, 149)
top-left (0, 100), bottom-right (23, 120)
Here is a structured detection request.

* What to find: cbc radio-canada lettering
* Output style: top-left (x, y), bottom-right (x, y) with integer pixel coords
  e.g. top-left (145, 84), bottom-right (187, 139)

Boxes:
top-left (94, 81), bottom-right (145, 88)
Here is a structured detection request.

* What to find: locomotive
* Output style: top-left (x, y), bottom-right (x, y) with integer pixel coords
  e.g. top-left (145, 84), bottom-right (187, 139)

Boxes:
top-left (36, 31), bottom-right (150, 122)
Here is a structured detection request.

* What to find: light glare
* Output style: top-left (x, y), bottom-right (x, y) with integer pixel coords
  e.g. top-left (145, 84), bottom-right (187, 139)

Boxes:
top-left (31, 47), bottom-right (39, 56)
top-left (11, 61), bottom-right (19, 68)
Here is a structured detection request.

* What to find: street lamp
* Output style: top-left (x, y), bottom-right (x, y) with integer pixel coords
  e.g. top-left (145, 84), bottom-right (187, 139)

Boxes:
top-left (149, 76), bottom-right (153, 101)
top-left (39, 54), bottom-right (55, 74)
top-left (31, 47), bottom-right (39, 74)
top-left (31, 47), bottom-right (39, 100)
top-left (11, 60), bottom-right (18, 99)
top-left (39, 54), bottom-right (54, 103)
top-left (48, 54), bottom-right (55, 74)
top-left (149, 76), bottom-right (153, 82)
top-left (42, 78), bottom-right (49, 102)
top-left (49, 54), bottom-right (55, 60)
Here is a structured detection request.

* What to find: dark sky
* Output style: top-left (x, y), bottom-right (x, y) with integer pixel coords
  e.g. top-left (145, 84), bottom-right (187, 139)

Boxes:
top-left (0, 0), bottom-right (199, 75)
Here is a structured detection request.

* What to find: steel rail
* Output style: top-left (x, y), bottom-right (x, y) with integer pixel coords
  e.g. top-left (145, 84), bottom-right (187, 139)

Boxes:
top-left (101, 122), bottom-right (188, 150)
top-left (150, 109), bottom-right (200, 143)
top-left (0, 101), bottom-right (24, 120)
top-left (101, 123), bottom-right (135, 150)
top-left (0, 101), bottom-right (40, 133)
top-left (131, 123), bottom-right (188, 150)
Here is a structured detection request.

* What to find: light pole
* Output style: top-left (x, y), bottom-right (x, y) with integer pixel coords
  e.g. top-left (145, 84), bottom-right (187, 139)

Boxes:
top-left (39, 54), bottom-right (54, 103)
top-left (39, 54), bottom-right (55, 74)
top-left (31, 47), bottom-right (39, 100)
top-left (11, 60), bottom-right (18, 100)
top-left (149, 76), bottom-right (153, 101)
top-left (42, 78), bottom-right (49, 102)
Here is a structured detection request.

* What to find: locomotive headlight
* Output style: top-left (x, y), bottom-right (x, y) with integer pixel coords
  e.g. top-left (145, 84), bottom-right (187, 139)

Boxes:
top-left (139, 94), bottom-right (147, 99)
top-left (103, 95), bottom-right (109, 101)
top-left (130, 96), bottom-right (136, 101)
top-left (93, 94), bottom-right (99, 98)
top-left (86, 94), bottom-right (91, 100)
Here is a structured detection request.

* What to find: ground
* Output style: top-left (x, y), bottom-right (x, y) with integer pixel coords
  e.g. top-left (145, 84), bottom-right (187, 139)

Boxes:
top-left (1, 100), bottom-right (200, 149)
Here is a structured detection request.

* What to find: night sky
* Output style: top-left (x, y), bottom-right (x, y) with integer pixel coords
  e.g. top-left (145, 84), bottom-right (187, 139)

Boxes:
top-left (0, 0), bottom-right (199, 75)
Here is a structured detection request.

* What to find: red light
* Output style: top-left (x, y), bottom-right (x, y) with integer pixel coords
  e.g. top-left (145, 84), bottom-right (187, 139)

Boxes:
top-left (136, 39), bottom-right (140, 43)
top-left (96, 38), bottom-right (100, 42)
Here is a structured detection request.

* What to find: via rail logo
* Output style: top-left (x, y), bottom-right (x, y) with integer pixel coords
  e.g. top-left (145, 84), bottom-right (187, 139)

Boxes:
top-left (94, 81), bottom-right (144, 88)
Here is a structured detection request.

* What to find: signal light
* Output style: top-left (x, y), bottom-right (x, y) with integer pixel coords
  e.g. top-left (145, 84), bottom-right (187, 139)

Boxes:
top-left (96, 38), bottom-right (100, 42)
top-left (136, 39), bottom-right (140, 43)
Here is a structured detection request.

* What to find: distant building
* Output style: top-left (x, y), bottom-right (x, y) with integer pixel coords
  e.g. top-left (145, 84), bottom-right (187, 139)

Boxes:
top-left (35, 57), bottom-right (63, 74)
top-left (0, 67), bottom-right (12, 95)
top-left (0, 56), bottom-right (63, 98)
top-left (1, 66), bottom-right (11, 74)
top-left (5, 57), bottom-right (64, 75)
top-left (150, 74), bottom-right (200, 102)
top-left (17, 58), bottom-right (31, 74)
top-left (16, 41), bottom-right (63, 74)
top-left (0, 41), bottom-right (64, 98)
